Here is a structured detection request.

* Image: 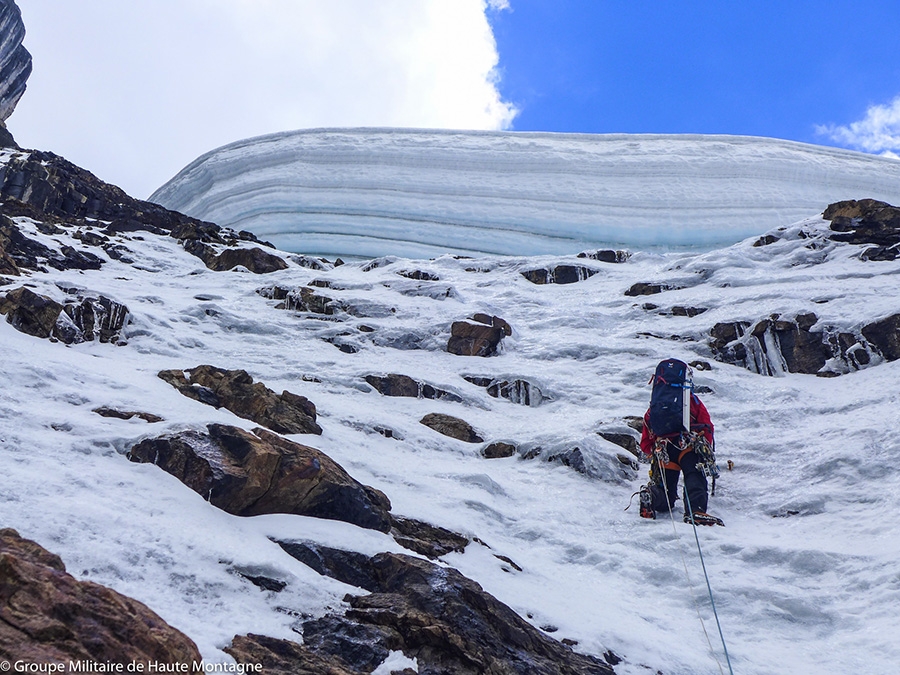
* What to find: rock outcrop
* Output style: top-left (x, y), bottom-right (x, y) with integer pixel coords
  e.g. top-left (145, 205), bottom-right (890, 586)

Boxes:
top-left (520, 264), bottom-right (598, 285)
top-left (128, 424), bottom-right (392, 532)
top-left (389, 516), bottom-right (469, 560)
top-left (259, 285), bottom-right (337, 314)
top-left (464, 375), bottom-right (545, 406)
top-left (158, 365), bottom-right (322, 435)
top-left (226, 634), bottom-right (358, 675)
top-left (273, 545), bottom-right (613, 675)
top-left (0, 150), bottom-right (281, 271)
top-left (1, 286), bottom-right (129, 343)
top-left (447, 314), bottom-right (511, 357)
top-left (577, 249), bottom-right (630, 263)
top-left (823, 198), bottom-right (900, 261)
top-left (420, 413), bottom-right (483, 443)
top-left (0, 528), bottom-right (201, 662)
top-left (365, 373), bottom-right (462, 403)
top-left (707, 311), bottom-right (897, 376)
top-left (521, 264), bottom-right (598, 285)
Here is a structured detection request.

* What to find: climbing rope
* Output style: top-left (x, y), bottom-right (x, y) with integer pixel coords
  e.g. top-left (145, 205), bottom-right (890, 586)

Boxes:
top-left (655, 445), bottom-right (734, 675)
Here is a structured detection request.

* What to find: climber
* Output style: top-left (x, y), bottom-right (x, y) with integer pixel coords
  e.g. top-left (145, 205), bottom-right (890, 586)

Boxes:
top-left (639, 358), bottom-right (723, 526)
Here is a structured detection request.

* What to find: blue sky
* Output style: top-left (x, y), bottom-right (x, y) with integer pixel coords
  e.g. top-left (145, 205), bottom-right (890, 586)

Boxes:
top-left (489, 1), bottom-right (900, 149)
top-left (9, 0), bottom-right (900, 198)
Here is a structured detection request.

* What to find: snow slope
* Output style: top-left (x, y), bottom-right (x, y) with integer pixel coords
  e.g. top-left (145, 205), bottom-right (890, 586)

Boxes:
top-left (150, 129), bottom-right (900, 258)
top-left (3, 195), bottom-right (900, 674)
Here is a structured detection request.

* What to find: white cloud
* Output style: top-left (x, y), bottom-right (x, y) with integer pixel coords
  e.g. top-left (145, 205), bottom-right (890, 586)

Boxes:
top-left (816, 96), bottom-right (900, 157)
top-left (8, 0), bottom-right (516, 198)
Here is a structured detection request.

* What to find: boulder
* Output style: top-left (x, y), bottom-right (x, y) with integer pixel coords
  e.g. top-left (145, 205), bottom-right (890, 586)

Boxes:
top-left (447, 314), bottom-right (511, 357)
top-left (158, 365), bottom-right (322, 435)
top-left (420, 413), bottom-right (483, 443)
top-left (276, 546), bottom-right (613, 675)
top-left (206, 246), bottom-right (288, 274)
top-left (464, 375), bottom-right (544, 406)
top-left (0, 528), bottom-right (201, 663)
top-left (0, 286), bottom-right (63, 338)
top-left (365, 374), bottom-right (462, 402)
top-left (128, 424), bottom-right (392, 532)
top-left (481, 441), bottom-right (517, 459)
top-left (520, 264), bottom-right (598, 284)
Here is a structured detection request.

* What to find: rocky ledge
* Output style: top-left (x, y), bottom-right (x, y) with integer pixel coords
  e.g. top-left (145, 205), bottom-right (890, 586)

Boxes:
top-left (245, 544), bottom-right (616, 675)
top-left (0, 528), bottom-right (200, 662)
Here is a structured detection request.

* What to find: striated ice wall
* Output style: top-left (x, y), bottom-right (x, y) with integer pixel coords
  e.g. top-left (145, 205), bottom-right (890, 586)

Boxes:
top-left (151, 128), bottom-right (900, 258)
top-left (0, 0), bottom-right (30, 124)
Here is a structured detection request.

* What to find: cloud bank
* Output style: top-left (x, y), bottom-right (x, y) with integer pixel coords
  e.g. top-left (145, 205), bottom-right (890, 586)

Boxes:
top-left (9, 0), bottom-right (516, 198)
top-left (817, 96), bottom-right (900, 159)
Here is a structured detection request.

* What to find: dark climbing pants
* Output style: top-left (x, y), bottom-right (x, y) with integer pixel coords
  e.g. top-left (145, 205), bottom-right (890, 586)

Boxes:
top-left (650, 448), bottom-right (708, 515)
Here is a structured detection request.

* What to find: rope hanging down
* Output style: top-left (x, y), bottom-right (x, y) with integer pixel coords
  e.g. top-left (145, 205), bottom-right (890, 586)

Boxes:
top-left (656, 446), bottom-right (735, 675)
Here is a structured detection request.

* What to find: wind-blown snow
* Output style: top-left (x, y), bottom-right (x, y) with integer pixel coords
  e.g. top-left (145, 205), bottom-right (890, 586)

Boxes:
top-left (3, 203), bottom-right (900, 674)
top-left (150, 129), bottom-right (900, 258)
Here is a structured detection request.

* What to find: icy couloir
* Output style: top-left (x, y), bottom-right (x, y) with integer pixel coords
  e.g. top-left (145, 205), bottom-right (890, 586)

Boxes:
top-left (150, 128), bottom-right (900, 258)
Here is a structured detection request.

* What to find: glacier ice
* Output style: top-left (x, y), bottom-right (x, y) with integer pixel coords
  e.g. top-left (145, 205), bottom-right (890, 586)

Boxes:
top-left (151, 128), bottom-right (900, 258)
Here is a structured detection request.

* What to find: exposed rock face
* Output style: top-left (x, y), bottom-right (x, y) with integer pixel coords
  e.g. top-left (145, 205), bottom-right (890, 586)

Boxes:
top-left (0, 528), bottom-right (201, 662)
top-left (447, 314), bottom-right (511, 357)
top-left (226, 634), bottom-right (359, 675)
top-left (186, 242), bottom-right (287, 273)
top-left (861, 314), bottom-right (900, 361)
top-left (158, 365), bottom-right (322, 435)
top-left (0, 286), bottom-right (129, 343)
top-left (597, 431), bottom-right (640, 457)
top-left (708, 312), bottom-right (888, 376)
top-left (0, 213), bottom-right (105, 273)
top-left (420, 413), bottom-right (483, 443)
top-left (389, 516), bottom-right (469, 559)
top-left (127, 424), bottom-right (392, 532)
top-left (464, 375), bottom-right (544, 406)
top-left (276, 546), bottom-right (613, 675)
top-left (823, 199), bottom-right (900, 260)
top-left (521, 264), bottom-right (598, 285)
top-left (625, 282), bottom-right (679, 297)
top-left (0, 286), bottom-right (62, 337)
top-left (577, 249), bottom-right (630, 263)
top-left (0, 0), bottom-right (31, 129)
top-left (365, 374), bottom-right (462, 403)
top-left (0, 150), bottom-right (276, 270)
top-left (259, 284), bottom-right (336, 314)
top-left (93, 407), bottom-right (163, 423)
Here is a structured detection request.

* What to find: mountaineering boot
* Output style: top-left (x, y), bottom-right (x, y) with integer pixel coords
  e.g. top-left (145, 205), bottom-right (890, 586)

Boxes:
top-left (639, 485), bottom-right (655, 519)
top-left (684, 511), bottom-right (724, 527)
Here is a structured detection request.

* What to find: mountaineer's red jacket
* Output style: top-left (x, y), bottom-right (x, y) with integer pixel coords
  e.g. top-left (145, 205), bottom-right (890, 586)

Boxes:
top-left (640, 394), bottom-right (714, 460)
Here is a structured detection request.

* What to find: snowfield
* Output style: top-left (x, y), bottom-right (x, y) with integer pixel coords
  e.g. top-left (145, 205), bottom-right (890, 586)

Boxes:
top-left (2, 192), bottom-right (899, 674)
top-left (150, 128), bottom-right (900, 258)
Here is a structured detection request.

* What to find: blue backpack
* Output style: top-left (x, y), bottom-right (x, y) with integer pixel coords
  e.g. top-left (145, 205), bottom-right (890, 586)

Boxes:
top-left (648, 358), bottom-right (691, 438)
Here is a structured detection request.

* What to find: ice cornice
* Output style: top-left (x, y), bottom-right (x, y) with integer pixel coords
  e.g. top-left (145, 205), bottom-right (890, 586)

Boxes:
top-left (151, 129), bottom-right (900, 259)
